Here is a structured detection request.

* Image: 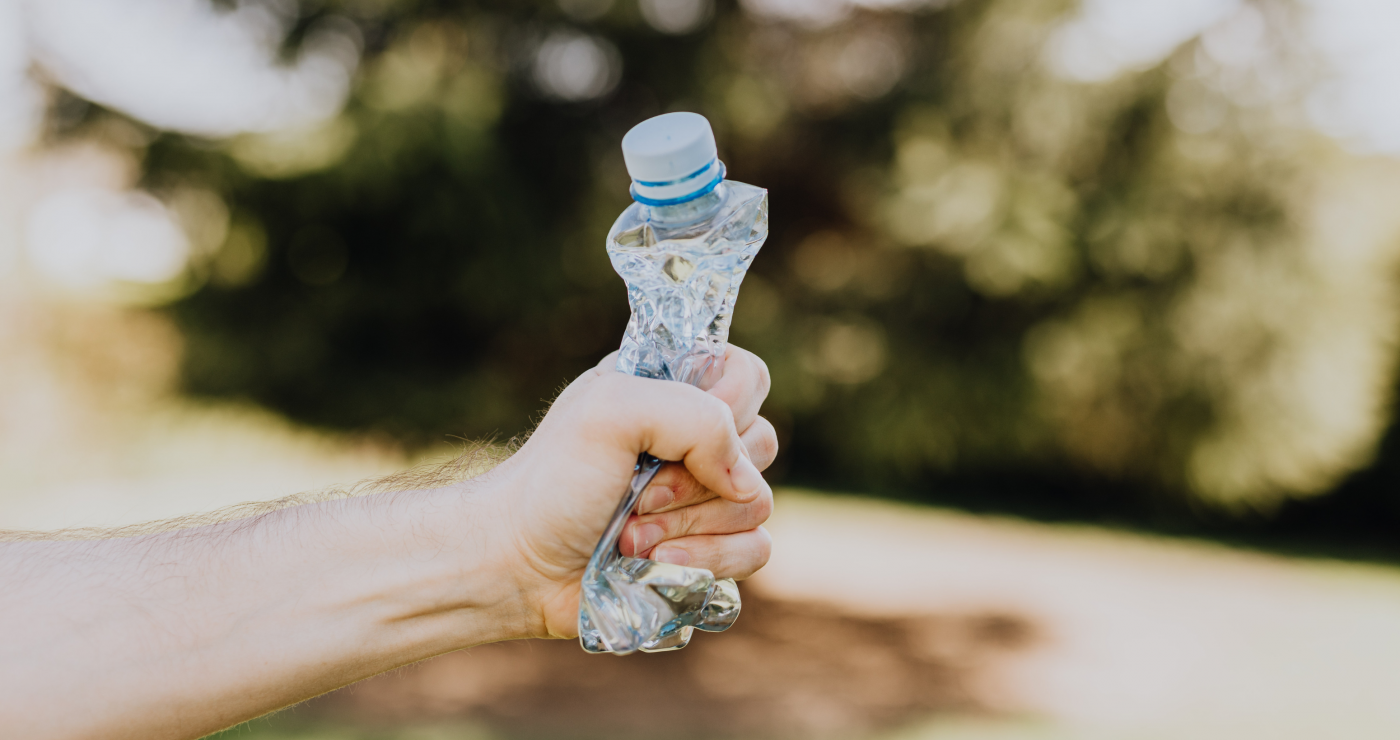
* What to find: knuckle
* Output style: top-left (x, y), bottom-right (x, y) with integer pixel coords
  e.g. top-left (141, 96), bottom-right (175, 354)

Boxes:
top-left (707, 539), bottom-right (737, 577)
top-left (675, 503), bottom-right (698, 536)
top-left (753, 354), bottom-right (772, 397)
top-left (581, 376), bottom-right (631, 433)
top-left (753, 422), bottom-right (780, 462)
top-left (677, 472), bottom-right (708, 504)
top-left (727, 531), bottom-right (770, 580)
top-left (701, 392), bottom-right (736, 434)
top-left (593, 368), bottom-right (626, 390)
top-left (751, 490), bottom-right (774, 524)
top-left (761, 435), bottom-right (780, 464)
top-left (753, 529), bottom-right (773, 569)
top-left (587, 371), bottom-right (630, 408)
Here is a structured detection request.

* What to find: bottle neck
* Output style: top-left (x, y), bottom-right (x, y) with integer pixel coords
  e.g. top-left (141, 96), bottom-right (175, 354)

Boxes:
top-left (643, 184), bottom-right (726, 228)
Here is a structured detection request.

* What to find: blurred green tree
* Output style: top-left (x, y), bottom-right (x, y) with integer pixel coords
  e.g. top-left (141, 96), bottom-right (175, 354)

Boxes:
top-left (119, 0), bottom-right (1400, 515)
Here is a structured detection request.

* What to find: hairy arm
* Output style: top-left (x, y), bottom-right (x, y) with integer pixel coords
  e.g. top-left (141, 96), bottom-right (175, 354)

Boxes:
top-left (0, 346), bottom-right (777, 740)
top-left (0, 482), bottom-right (522, 739)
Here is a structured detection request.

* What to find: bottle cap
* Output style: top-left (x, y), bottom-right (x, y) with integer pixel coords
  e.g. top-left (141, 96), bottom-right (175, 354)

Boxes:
top-left (622, 112), bottom-right (726, 206)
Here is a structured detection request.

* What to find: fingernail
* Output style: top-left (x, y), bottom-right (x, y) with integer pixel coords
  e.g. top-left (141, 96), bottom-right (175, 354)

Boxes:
top-left (631, 522), bottom-right (664, 555)
top-left (653, 547), bottom-right (690, 566)
top-left (638, 485), bottom-right (675, 514)
top-left (730, 456), bottom-right (764, 501)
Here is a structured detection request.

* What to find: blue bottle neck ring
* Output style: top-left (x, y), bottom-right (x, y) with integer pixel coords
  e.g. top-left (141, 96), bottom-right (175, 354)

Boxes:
top-left (629, 160), bottom-right (727, 207)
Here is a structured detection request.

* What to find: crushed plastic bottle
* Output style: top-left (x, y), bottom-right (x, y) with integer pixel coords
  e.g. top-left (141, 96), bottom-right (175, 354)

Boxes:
top-left (579, 112), bottom-right (768, 655)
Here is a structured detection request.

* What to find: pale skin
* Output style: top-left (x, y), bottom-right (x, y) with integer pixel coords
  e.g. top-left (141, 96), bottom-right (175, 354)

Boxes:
top-left (0, 346), bottom-right (778, 740)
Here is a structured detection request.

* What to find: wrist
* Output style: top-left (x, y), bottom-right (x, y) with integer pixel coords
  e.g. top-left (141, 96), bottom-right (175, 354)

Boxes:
top-left (335, 475), bottom-right (537, 655)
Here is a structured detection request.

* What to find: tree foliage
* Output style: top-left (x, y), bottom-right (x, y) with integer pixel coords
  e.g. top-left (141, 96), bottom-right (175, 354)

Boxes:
top-left (131, 0), bottom-right (1398, 511)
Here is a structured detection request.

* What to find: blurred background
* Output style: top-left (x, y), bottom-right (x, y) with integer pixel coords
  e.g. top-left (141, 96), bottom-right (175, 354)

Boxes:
top-left (6, 0), bottom-right (1400, 737)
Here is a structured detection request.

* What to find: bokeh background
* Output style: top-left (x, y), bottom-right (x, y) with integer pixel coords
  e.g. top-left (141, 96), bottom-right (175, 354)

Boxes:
top-left (6, 0), bottom-right (1400, 738)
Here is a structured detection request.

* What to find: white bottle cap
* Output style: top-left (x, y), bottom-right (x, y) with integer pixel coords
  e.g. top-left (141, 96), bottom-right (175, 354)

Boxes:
top-left (621, 112), bottom-right (726, 206)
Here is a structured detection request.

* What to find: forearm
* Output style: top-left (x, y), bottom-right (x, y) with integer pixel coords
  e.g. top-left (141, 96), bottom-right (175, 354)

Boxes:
top-left (0, 481), bottom-right (526, 740)
top-left (0, 348), bottom-right (778, 739)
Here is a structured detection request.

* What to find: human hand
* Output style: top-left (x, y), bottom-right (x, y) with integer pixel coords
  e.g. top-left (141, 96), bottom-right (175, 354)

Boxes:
top-left (0, 345), bottom-right (775, 740)
top-left (484, 345), bottom-right (777, 640)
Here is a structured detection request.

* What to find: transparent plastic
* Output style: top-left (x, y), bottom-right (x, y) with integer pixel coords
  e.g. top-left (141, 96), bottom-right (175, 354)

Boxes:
top-left (579, 180), bottom-right (769, 655)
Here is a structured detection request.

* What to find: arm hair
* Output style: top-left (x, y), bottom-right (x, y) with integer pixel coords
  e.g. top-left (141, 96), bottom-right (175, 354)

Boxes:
top-left (0, 440), bottom-right (517, 543)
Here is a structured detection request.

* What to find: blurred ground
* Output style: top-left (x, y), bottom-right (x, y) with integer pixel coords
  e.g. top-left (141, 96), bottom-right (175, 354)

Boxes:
top-left (302, 588), bottom-right (1019, 739)
top-left (7, 301), bottom-right (1400, 740)
top-left (761, 494), bottom-right (1400, 739)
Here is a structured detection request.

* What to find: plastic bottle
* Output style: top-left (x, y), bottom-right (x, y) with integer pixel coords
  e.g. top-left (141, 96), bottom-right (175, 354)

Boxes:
top-left (578, 112), bottom-right (769, 654)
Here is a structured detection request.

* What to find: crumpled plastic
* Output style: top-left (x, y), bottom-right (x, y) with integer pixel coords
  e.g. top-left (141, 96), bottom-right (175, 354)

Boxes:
top-left (578, 454), bottom-right (742, 654)
top-left (580, 181), bottom-right (768, 655)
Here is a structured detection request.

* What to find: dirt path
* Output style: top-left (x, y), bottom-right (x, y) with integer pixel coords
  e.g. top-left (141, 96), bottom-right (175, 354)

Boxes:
top-left (758, 492), bottom-right (1400, 740)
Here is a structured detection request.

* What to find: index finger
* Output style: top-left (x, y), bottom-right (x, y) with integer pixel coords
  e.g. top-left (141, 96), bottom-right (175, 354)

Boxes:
top-left (595, 350), bottom-right (621, 372)
top-left (595, 346), bottom-right (771, 435)
top-left (705, 345), bottom-right (771, 434)
top-left (584, 373), bottom-right (768, 504)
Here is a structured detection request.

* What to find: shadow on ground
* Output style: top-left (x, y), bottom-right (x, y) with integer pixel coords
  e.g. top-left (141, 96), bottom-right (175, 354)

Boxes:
top-left (301, 591), bottom-right (1037, 740)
